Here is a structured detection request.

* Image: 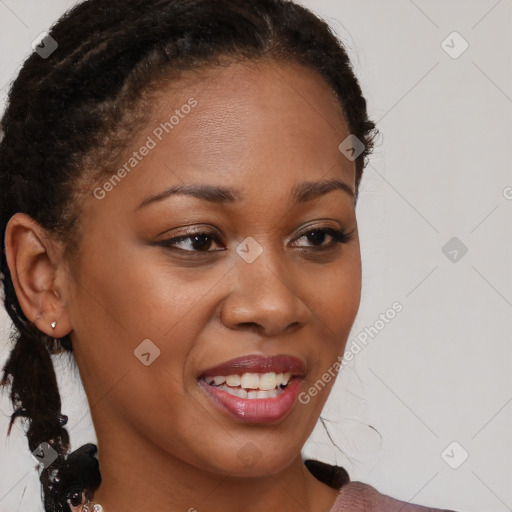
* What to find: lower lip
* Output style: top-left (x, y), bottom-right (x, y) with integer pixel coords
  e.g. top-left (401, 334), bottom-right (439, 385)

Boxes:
top-left (198, 377), bottom-right (303, 423)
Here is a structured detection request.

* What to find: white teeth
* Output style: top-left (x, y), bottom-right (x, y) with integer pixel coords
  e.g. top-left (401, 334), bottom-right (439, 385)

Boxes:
top-left (204, 371), bottom-right (292, 391)
top-left (218, 384), bottom-right (282, 399)
top-left (225, 375), bottom-right (241, 387)
top-left (221, 386), bottom-right (248, 399)
top-left (259, 372), bottom-right (278, 390)
top-left (240, 373), bottom-right (262, 389)
top-left (281, 372), bottom-right (292, 386)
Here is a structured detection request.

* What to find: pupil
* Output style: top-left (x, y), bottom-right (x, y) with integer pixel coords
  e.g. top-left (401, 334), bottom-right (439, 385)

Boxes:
top-left (308, 231), bottom-right (325, 244)
top-left (192, 234), bottom-right (211, 250)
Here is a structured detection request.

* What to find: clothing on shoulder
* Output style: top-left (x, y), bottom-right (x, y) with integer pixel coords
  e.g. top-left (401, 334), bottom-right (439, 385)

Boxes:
top-left (305, 459), bottom-right (461, 512)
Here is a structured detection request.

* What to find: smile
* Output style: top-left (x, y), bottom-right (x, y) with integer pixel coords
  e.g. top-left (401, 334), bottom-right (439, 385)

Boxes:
top-left (203, 371), bottom-right (292, 399)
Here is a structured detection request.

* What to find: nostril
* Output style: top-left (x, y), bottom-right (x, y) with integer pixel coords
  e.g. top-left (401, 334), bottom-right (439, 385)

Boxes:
top-left (234, 322), bottom-right (263, 333)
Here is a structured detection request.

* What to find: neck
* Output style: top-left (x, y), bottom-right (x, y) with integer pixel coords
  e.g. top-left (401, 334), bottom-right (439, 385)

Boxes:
top-left (90, 428), bottom-right (340, 512)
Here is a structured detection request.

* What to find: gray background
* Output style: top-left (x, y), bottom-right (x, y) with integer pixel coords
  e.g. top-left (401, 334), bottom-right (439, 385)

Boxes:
top-left (0, 1), bottom-right (511, 511)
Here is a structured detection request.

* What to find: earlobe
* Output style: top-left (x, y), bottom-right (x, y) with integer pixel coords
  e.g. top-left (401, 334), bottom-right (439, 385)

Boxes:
top-left (4, 213), bottom-right (72, 338)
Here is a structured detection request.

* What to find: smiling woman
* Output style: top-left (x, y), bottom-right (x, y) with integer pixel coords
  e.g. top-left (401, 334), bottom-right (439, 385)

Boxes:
top-left (0, 1), bottom-right (460, 512)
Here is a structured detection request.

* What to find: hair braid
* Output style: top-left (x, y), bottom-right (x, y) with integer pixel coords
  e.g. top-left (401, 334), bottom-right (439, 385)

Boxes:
top-left (1, 320), bottom-right (100, 512)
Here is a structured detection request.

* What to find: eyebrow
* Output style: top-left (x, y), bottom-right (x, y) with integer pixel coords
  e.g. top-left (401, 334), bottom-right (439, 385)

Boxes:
top-left (136, 178), bottom-right (354, 210)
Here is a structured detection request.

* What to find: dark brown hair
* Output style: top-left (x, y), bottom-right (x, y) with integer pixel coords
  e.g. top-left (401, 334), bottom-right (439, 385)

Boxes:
top-left (0, 0), bottom-right (377, 510)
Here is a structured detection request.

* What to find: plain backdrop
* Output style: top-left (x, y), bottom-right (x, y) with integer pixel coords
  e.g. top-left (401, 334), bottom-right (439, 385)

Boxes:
top-left (0, 1), bottom-right (511, 511)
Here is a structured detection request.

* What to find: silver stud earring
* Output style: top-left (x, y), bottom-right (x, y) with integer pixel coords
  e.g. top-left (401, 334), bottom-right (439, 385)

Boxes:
top-left (51, 321), bottom-right (57, 329)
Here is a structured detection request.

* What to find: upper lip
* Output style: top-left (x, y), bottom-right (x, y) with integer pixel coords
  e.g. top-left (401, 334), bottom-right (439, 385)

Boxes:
top-left (199, 354), bottom-right (306, 379)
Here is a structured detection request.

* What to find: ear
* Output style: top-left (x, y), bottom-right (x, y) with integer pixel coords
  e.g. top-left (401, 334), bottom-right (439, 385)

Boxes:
top-left (4, 213), bottom-right (73, 338)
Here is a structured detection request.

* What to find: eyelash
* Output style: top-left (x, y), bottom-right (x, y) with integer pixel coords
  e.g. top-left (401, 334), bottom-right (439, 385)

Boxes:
top-left (156, 226), bottom-right (355, 254)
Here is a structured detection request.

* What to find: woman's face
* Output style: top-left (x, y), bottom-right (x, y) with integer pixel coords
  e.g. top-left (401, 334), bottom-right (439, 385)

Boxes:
top-left (65, 59), bottom-right (361, 476)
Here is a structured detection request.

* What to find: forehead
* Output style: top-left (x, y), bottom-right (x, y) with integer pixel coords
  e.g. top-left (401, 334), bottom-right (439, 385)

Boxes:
top-left (152, 58), bottom-right (349, 146)
top-left (140, 58), bottom-right (354, 189)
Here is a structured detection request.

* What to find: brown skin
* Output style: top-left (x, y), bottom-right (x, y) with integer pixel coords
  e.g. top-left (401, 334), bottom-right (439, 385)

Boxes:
top-left (5, 59), bottom-right (361, 512)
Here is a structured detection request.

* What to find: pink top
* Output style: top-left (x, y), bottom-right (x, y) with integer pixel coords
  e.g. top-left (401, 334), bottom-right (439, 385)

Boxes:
top-left (330, 481), bottom-right (457, 511)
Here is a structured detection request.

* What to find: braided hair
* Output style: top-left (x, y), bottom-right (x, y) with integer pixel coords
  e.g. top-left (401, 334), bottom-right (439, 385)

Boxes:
top-left (0, 0), bottom-right (377, 510)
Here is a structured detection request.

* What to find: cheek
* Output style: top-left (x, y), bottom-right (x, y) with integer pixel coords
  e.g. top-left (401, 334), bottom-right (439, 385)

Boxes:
top-left (69, 237), bottom-right (228, 349)
top-left (66, 244), bottom-right (224, 462)
top-left (301, 246), bottom-right (361, 400)
top-left (308, 244), bottom-right (362, 337)
top-left (67, 237), bottom-right (237, 427)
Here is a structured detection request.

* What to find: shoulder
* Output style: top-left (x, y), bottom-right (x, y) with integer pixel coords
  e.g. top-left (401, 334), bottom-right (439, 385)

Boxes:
top-left (331, 481), bottom-right (460, 512)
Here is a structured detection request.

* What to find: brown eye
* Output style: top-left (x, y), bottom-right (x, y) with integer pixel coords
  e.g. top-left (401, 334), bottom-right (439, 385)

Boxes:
top-left (158, 231), bottom-right (224, 253)
top-left (304, 229), bottom-right (331, 246)
top-left (291, 227), bottom-right (354, 249)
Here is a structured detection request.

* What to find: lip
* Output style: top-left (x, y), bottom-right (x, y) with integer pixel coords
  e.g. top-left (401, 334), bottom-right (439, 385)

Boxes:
top-left (198, 375), bottom-right (304, 423)
top-left (197, 354), bottom-right (306, 424)
top-left (198, 354), bottom-right (306, 379)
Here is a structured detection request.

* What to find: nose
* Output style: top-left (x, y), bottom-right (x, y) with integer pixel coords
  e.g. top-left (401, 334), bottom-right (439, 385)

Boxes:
top-left (220, 247), bottom-right (312, 337)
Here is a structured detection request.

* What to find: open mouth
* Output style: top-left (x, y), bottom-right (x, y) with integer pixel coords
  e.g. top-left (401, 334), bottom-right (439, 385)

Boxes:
top-left (201, 371), bottom-right (292, 399)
